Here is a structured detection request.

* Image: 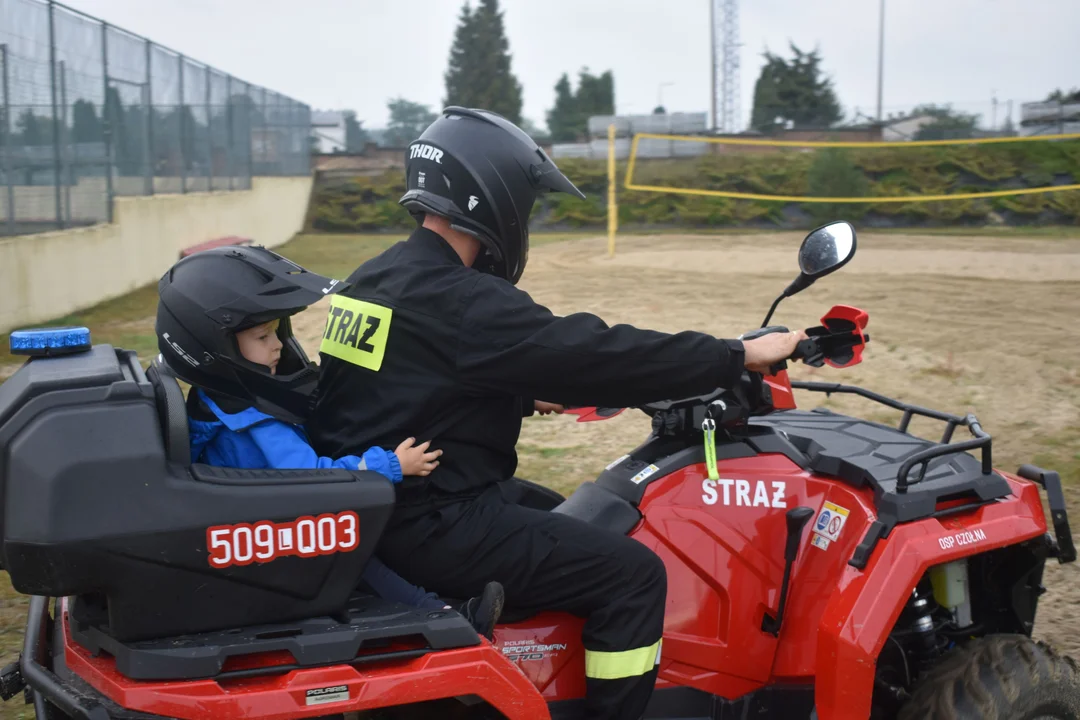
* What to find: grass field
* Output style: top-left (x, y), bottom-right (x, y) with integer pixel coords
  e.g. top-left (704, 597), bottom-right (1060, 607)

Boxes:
top-left (1, 226), bottom-right (1079, 718)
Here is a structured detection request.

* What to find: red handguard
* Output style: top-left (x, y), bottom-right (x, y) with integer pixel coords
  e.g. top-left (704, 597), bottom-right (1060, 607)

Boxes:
top-left (819, 304), bottom-right (869, 369)
top-left (563, 406), bottom-right (626, 423)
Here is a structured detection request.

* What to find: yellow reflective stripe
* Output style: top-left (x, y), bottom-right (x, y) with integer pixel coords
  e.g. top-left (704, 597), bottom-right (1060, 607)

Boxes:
top-left (584, 640), bottom-right (661, 681)
top-left (319, 295), bottom-right (393, 372)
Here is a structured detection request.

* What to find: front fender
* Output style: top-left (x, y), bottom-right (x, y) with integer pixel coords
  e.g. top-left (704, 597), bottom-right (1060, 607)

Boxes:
top-left (813, 476), bottom-right (1047, 720)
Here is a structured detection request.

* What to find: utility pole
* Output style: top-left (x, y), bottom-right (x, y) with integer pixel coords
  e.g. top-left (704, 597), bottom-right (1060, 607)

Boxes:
top-left (658, 82), bottom-right (675, 111)
top-left (876, 0), bottom-right (885, 124)
top-left (718, 0), bottom-right (740, 133)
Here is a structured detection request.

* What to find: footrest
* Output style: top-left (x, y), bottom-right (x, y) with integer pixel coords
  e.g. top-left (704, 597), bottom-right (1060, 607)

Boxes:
top-left (68, 595), bottom-right (478, 681)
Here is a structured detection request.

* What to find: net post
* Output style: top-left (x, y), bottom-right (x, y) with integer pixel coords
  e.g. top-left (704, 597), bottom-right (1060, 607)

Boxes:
top-left (607, 122), bottom-right (617, 258)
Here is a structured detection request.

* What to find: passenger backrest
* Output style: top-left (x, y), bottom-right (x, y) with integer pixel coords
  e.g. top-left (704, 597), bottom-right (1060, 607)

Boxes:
top-left (0, 344), bottom-right (396, 642)
top-left (146, 356), bottom-right (191, 466)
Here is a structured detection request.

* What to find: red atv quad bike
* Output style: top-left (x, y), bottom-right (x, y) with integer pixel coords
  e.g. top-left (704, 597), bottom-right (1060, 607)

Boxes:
top-left (1, 221), bottom-right (1077, 720)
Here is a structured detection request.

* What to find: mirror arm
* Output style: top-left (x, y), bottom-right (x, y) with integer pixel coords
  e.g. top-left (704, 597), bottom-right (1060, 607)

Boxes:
top-left (761, 294), bottom-right (785, 328)
top-left (784, 273), bottom-right (815, 297)
top-left (761, 274), bottom-right (815, 328)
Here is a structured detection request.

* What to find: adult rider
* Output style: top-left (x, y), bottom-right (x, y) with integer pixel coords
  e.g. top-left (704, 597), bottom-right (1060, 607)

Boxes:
top-left (307, 106), bottom-right (806, 720)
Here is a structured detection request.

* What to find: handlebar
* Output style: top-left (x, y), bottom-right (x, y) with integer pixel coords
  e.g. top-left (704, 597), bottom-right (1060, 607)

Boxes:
top-left (567, 309), bottom-right (871, 424)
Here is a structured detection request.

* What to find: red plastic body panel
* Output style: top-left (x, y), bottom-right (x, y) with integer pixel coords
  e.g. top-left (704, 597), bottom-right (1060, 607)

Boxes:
top-left (628, 459), bottom-right (1047, 720)
top-left (812, 474), bottom-right (1046, 719)
top-left (492, 613), bottom-right (586, 701)
top-left (60, 603), bottom-right (552, 720)
top-left (764, 369), bottom-right (796, 410)
top-left (629, 454), bottom-right (876, 699)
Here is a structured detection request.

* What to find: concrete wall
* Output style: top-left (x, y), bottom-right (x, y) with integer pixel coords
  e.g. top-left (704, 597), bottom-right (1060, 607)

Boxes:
top-left (0, 176), bottom-right (313, 333)
top-left (0, 177), bottom-right (251, 224)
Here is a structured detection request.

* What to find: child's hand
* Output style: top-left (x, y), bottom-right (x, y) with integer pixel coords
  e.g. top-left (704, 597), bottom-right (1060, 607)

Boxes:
top-left (395, 437), bottom-right (442, 477)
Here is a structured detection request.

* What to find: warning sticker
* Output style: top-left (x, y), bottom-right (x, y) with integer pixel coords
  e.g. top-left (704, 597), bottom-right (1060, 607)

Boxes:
top-left (630, 464), bottom-right (660, 485)
top-left (813, 501), bottom-right (850, 543)
top-left (811, 534), bottom-right (831, 551)
top-left (305, 685), bottom-right (349, 706)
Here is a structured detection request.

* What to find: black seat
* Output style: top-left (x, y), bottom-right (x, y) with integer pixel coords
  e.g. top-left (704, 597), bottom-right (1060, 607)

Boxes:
top-left (145, 356), bottom-right (191, 466)
top-left (551, 481), bottom-right (642, 535)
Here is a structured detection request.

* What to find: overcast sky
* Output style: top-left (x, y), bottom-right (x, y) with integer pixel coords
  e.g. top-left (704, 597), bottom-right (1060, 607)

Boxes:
top-left (63, 0), bottom-right (1080, 131)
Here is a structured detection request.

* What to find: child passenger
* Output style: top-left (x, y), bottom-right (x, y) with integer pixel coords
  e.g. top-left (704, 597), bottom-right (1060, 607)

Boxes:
top-left (155, 245), bottom-right (503, 638)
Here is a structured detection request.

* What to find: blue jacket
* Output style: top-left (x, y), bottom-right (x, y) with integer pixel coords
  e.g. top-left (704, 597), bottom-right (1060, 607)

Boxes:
top-left (188, 390), bottom-right (402, 481)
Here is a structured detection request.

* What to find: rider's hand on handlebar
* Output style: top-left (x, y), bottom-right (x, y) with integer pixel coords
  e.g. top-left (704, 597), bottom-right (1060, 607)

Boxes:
top-left (743, 330), bottom-right (809, 373)
top-left (395, 438), bottom-right (443, 477)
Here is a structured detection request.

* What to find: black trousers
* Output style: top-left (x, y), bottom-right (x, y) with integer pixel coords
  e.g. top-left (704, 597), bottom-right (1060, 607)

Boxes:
top-left (378, 483), bottom-right (667, 720)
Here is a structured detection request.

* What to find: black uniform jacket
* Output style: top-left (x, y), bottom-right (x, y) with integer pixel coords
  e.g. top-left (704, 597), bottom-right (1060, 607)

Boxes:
top-left (307, 228), bottom-right (745, 505)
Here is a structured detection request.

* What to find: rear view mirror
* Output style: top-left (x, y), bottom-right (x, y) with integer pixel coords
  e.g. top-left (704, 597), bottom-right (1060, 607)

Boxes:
top-left (798, 221), bottom-right (856, 279)
top-left (760, 220), bottom-right (858, 328)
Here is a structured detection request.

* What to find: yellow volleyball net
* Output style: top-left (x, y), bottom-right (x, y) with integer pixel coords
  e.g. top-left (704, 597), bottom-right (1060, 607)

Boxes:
top-left (623, 132), bottom-right (1080, 203)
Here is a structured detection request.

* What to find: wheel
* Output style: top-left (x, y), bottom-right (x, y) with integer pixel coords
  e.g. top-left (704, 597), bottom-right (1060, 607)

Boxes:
top-left (899, 634), bottom-right (1080, 720)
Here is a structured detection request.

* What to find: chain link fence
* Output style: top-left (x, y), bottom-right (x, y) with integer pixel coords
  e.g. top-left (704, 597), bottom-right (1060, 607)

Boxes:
top-left (0, 0), bottom-right (310, 237)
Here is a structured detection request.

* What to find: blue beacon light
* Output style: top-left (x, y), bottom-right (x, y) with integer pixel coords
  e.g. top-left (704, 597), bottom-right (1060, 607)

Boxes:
top-left (9, 327), bottom-right (92, 357)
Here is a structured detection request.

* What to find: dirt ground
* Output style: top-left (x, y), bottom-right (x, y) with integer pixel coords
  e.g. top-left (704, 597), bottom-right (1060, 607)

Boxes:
top-left (1, 229), bottom-right (1077, 719)
top-left (294, 230), bottom-right (1080, 655)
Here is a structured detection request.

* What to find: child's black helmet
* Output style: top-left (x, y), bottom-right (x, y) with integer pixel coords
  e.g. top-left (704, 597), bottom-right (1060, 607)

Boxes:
top-left (155, 246), bottom-right (346, 423)
top-left (399, 106), bottom-right (585, 285)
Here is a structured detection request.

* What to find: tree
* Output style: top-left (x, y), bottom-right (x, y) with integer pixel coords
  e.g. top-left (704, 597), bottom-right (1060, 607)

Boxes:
top-left (1046, 88), bottom-right (1080, 103)
top-left (384, 98), bottom-right (438, 147)
top-left (444, 4), bottom-right (477, 109)
top-left (750, 43), bottom-right (842, 133)
top-left (16, 109), bottom-right (48, 146)
top-left (575, 69), bottom-right (614, 119)
top-left (443, 0), bottom-right (523, 123)
top-left (343, 111), bottom-right (369, 152)
top-left (71, 100), bottom-right (102, 143)
top-left (911, 104), bottom-right (979, 140)
top-left (544, 68), bottom-right (615, 142)
top-left (545, 74), bottom-right (577, 142)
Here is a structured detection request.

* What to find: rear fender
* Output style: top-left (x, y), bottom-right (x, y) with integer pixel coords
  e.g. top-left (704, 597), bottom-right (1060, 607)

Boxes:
top-left (813, 477), bottom-right (1048, 720)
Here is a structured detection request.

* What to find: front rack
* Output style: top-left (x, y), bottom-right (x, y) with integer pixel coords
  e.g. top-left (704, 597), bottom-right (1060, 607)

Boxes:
top-left (791, 381), bottom-right (993, 493)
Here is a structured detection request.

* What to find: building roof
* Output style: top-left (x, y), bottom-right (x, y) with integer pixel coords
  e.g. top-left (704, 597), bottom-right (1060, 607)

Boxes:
top-left (311, 110), bottom-right (346, 127)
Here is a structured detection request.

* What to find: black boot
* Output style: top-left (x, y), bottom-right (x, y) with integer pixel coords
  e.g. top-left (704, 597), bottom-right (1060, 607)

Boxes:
top-left (456, 581), bottom-right (504, 640)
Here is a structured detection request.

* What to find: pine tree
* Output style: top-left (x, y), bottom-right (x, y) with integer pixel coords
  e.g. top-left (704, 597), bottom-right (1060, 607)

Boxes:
top-left (443, 3), bottom-right (476, 112)
top-left (71, 100), bottom-right (102, 143)
top-left (750, 43), bottom-right (842, 133)
top-left (442, 0), bottom-right (523, 123)
top-left (343, 111), bottom-right (369, 152)
top-left (545, 74), bottom-right (578, 142)
top-left (574, 69), bottom-right (614, 120)
top-left (545, 68), bottom-right (615, 142)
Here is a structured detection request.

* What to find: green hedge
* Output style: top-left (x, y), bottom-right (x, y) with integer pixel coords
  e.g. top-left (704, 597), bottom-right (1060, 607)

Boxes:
top-left (310, 140), bottom-right (1080, 231)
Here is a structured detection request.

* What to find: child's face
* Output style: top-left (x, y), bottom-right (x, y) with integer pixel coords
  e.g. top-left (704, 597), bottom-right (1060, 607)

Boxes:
top-left (235, 320), bottom-right (283, 374)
